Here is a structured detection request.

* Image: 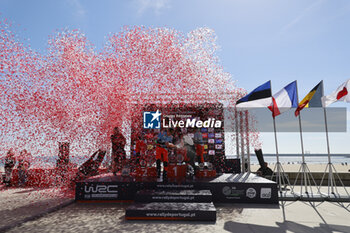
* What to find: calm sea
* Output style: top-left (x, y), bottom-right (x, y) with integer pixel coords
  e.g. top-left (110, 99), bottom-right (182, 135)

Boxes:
top-left (246, 154), bottom-right (350, 165)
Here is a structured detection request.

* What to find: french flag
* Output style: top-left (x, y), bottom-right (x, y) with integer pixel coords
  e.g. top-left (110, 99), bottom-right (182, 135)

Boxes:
top-left (268, 81), bottom-right (298, 117)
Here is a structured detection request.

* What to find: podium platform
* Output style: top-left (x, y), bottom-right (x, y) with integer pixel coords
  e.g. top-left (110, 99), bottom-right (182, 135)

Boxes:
top-left (125, 202), bottom-right (216, 221)
top-left (134, 189), bottom-right (212, 203)
top-left (75, 173), bottom-right (278, 204)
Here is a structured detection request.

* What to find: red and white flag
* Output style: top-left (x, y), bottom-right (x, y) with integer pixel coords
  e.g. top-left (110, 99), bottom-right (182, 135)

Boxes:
top-left (322, 79), bottom-right (350, 107)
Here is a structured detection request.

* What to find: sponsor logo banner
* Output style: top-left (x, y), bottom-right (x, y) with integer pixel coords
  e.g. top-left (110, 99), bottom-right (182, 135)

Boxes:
top-left (143, 110), bottom-right (162, 129)
top-left (260, 188), bottom-right (272, 199)
top-left (143, 110), bottom-right (222, 129)
top-left (246, 188), bottom-right (257, 199)
top-left (83, 184), bottom-right (119, 199)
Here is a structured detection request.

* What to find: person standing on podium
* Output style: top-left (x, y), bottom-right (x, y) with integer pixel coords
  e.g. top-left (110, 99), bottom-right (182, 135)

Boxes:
top-left (155, 128), bottom-right (174, 179)
top-left (194, 128), bottom-right (204, 164)
top-left (111, 127), bottom-right (126, 175)
top-left (4, 148), bottom-right (16, 187)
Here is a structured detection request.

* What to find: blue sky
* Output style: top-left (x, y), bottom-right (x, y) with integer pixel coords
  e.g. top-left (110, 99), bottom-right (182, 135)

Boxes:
top-left (1, 0), bottom-right (350, 154)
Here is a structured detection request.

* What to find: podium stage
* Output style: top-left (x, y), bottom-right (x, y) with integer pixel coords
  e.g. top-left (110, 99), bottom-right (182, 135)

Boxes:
top-left (75, 173), bottom-right (278, 204)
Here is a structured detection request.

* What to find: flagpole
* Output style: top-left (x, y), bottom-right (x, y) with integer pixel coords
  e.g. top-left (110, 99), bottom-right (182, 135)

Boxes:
top-left (272, 117), bottom-right (279, 158)
top-left (235, 107), bottom-right (240, 158)
top-left (297, 97), bottom-right (307, 195)
top-left (297, 112), bottom-right (307, 194)
top-left (270, 81), bottom-right (282, 194)
top-left (322, 106), bottom-right (334, 194)
top-left (320, 81), bottom-right (350, 203)
top-left (320, 81), bottom-right (335, 196)
top-left (245, 110), bottom-right (251, 173)
top-left (323, 107), bottom-right (331, 157)
top-left (240, 111), bottom-right (246, 172)
top-left (270, 81), bottom-right (294, 196)
top-left (272, 116), bottom-right (284, 194)
top-left (295, 81), bottom-right (305, 157)
top-left (294, 80), bottom-right (320, 197)
top-left (297, 115), bottom-right (305, 160)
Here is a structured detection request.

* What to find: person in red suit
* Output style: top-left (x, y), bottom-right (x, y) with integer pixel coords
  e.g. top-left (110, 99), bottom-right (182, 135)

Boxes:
top-left (194, 129), bottom-right (204, 163)
top-left (135, 133), bottom-right (147, 168)
top-left (156, 129), bottom-right (174, 179)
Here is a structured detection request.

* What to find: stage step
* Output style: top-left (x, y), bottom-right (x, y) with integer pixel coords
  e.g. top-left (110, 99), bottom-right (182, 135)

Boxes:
top-left (135, 189), bottom-right (212, 203)
top-left (125, 202), bottom-right (216, 221)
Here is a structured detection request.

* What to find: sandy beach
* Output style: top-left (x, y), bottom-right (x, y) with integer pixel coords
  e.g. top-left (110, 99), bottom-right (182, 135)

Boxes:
top-left (2, 188), bottom-right (349, 233)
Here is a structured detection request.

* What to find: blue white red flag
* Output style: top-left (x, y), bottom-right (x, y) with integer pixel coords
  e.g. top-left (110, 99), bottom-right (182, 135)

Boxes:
top-left (268, 81), bottom-right (298, 117)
